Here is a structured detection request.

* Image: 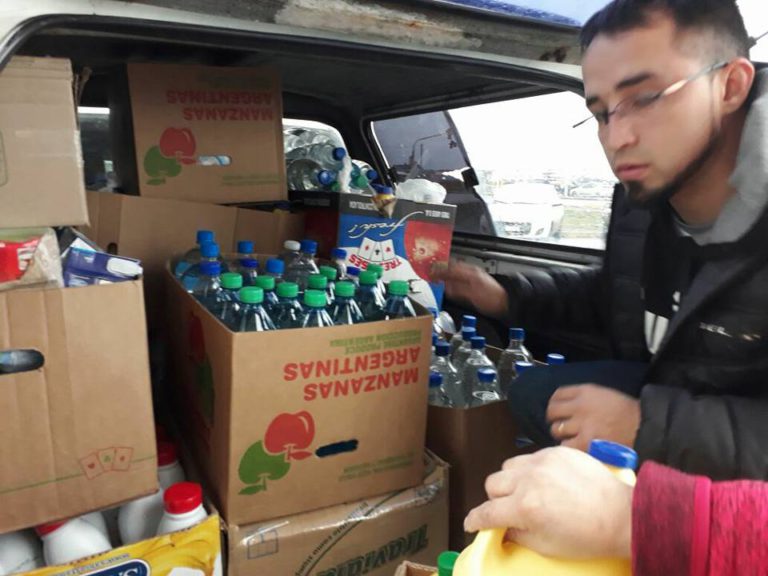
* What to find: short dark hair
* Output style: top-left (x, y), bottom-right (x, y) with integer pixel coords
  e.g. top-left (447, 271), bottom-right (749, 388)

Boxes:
top-left (580, 0), bottom-right (751, 59)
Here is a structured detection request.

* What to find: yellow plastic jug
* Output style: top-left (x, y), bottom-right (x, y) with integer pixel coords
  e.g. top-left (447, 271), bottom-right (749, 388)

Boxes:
top-left (450, 440), bottom-right (637, 576)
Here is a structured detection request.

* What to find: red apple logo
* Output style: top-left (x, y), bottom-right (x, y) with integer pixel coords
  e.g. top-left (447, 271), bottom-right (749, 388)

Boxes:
top-left (264, 412), bottom-right (315, 461)
top-left (160, 128), bottom-right (197, 165)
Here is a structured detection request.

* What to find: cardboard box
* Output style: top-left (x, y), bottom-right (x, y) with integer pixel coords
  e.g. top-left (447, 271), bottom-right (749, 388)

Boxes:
top-left (394, 562), bottom-right (435, 576)
top-left (227, 452), bottom-right (449, 576)
top-left (114, 63), bottom-right (285, 204)
top-left (295, 191), bottom-right (456, 310)
top-left (0, 56), bottom-right (88, 228)
top-left (0, 280), bottom-right (157, 533)
top-left (26, 513), bottom-right (222, 576)
top-left (166, 268), bottom-right (432, 525)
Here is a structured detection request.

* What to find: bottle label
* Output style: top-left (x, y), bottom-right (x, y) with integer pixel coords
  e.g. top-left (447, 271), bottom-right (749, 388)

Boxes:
top-left (85, 559), bottom-right (150, 576)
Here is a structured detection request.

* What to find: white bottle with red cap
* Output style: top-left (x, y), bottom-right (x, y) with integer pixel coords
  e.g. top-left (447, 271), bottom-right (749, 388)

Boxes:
top-left (79, 512), bottom-right (109, 543)
top-left (156, 482), bottom-right (207, 535)
top-left (0, 530), bottom-right (44, 575)
top-left (118, 441), bottom-right (186, 545)
top-left (36, 518), bottom-right (112, 565)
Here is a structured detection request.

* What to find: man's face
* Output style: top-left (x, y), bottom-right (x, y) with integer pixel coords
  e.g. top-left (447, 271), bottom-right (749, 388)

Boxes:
top-left (582, 14), bottom-right (723, 205)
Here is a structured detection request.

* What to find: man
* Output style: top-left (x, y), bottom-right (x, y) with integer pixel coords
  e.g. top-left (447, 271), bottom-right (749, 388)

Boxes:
top-left (433, 0), bottom-right (768, 479)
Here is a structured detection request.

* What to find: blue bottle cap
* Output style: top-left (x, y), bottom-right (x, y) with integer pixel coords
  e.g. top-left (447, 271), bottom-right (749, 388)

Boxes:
top-left (237, 240), bottom-right (254, 254)
top-left (317, 170), bottom-right (336, 186)
top-left (432, 333), bottom-right (438, 346)
top-left (196, 230), bottom-right (214, 244)
top-left (365, 169), bottom-right (378, 181)
top-left (462, 315), bottom-right (477, 328)
top-left (589, 440), bottom-right (638, 471)
top-left (509, 327), bottom-right (525, 340)
top-left (435, 341), bottom-right (451, 357)
top-left (515, 361), bottom-right (534, 372)
top-left (477, 368), bottom-right (496, 383)
top-left (199, 261), bottom-right (221, 276)
top-left (200, 242), bottom-right (220, 258)
top-left (300, 239), bottom-right (318, 254)
top-left (240, 258), bottom-right (259, 269)
top-left (470, 336), bottom-right (486, 349)
top-left (377, 186), bottom-right (395, 195)
top-left (429, 371), bottom-right (443, 388)
top-left (331, 247), bottom-right (347, 260)
top-left (547, 353), bottom-right (566, 365)
top-left (462, 327), bottom-right (476, 341)
top-left (346, 265), bottom-right (361, 277)
top-left (332, 147), bottom-right (347, 161)
top-left (266, 258), bottom-right (284, 274)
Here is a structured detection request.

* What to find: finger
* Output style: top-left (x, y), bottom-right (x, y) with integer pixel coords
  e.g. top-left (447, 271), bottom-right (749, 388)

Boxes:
top-left (501, 453), bottom-right (534, 471)
top-left (561, 434), bottom-right (591, 452)
top-left (432, 260), bottom-right (479, 284)
top-left (546, 396), bottom-right (577, 424)
top-left (550, 418), bottom-right (577, 441)
top-left (550, 384), bottom-right (584, 403)
top-left (464, 495), bottom-right (523, 533)
top-left (485, 468), bottom-right (525, 499)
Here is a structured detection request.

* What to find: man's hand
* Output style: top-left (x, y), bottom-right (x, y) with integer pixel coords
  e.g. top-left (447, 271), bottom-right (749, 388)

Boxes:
top-left (430, 260), bottom-right (509, 318)
top-left (546, 384), bottom-right (641, 451)
top-left (464, 447), bottom-right (633, 559)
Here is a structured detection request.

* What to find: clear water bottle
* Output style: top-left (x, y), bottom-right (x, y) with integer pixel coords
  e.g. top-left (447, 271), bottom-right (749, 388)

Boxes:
top-left (345, 265), bottom-right (361, 286)
top-left (181, 241), bottom-right (223, 291)
top-left (279, 240), bottom-right (301, 269)
top-left (265, 257), bottom-right (285, 283)
top-left (234, 240), bottom-right (254, 261)
top-left (430, 341), bottom-right (463, 408)
top-left (318, 266), bottom-right (338, 303)
top-left (470, 367), bottom-right (503, 407)
top-left (175, 229), bottom-right (214, 278)
top-left (284, 239), bottom-right (320, 290)
top-left (272, 282), bottom-right (305, 330)
top-left (331, 248), bottom-right (348, 279)
top-left (190, 261), bottom-right (222, 309)
top-left (366, 263), bottom-right (387, 301)
top-left (497, 327), bottom-right (534, 395)
top-left (239, 258), bottom-right (260, 286)
top-left (286, 158), bottom-right (337, 191)
top-left (254, 276), bottom-right (279, 314)
top-left (350, 161), bottom-right (378, 192)
top-left (214, 272), bottom-right (242, 327)
top-left (382, 280), bottom-right (417, 320)
top-left (428, 371), bottom-right (453, 407)
top-left (233, 287), bottom-right (276, 332)
top-left (307, 274), bottom-right (332, 307)
top-left (452, 327), bottom-right (477, 375)
top-left (302, 290), bottom-right (335, 328)
top-left (450, 315), bottom-right (477, 359)
top-left (308, 143), bottom-right (347, 170)
top-left (460, 336), bottom-right (496, 402)
top-left (357, 270), bottom-right (386, 321)
top-left (329, 281), bottom-right (364, 325)
top-left (547, 353), bottom-right (566, 365)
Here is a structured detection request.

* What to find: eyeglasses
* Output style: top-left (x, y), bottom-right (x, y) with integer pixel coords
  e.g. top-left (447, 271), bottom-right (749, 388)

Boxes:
top-left (573, 61), bottom-right (729, 129)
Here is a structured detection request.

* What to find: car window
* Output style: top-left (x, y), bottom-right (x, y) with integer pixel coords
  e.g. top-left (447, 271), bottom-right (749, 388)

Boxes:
top-left (78, 107), bottom-right (114, 190)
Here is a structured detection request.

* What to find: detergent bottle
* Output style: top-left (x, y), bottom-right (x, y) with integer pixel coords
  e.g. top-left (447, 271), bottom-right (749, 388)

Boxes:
top-left (447, 440), bottom-right (637, 576)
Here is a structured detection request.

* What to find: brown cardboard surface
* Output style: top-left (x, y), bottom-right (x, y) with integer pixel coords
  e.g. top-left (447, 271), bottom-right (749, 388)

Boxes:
top-left (167, 268), bottom-right (431, 525)
top-left (227, 452), bottom-right (448, 576)
top-left (0, 280), bottom-right (157, 532)
top-left (426, 401), bottom-right (536, 551)
top-left (394, 562), bottom-right (435, 576)
top-left (0, 56), bottom-right (88, 228)
top-left (123, 63), bottom-right (285, 204)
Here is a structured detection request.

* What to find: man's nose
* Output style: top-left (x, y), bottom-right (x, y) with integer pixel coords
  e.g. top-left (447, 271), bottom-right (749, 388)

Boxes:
top-left (600, 115), bottom-right (639, 154)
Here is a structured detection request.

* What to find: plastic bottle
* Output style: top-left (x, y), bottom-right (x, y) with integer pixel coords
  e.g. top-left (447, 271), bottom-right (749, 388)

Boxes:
top-left (350, 161), bottom-right (378, 192)
top-left (330, 248), bottom-right (348, 280)
top-left (461, 336), bottom-right (495, 378)
top-left (345, 265), bottom-right (361, 286)
top-left (547, 353), bottom-right (566, 365)
top-left (307, 143), bottom-right (347, 171)
top-left (238, 258), bottom-right (260, 286)
top-left (432, 551), bottom-right (460, 576)
top-left (516, 361), bottom-right (534, 375)
top-left (214, 272), bottom-right (243, 327)
top-left (254, 276), bottom-right (280, 314)
top-left (156, 482), bottom-right (208, 535)
top-left (430, 341), bottom-right (463, 408)
top-left (451, 327), bottom-right (477, 376)
top-left (497, 328), bottom-right (534, 395)
top-left (366, 263), bottom-right (387, 301)
top-left (357, 270), bottom-right (386, 321)
top-left (230, 240), bottom-right (254, 270)
top-left (157, 441), bottom-right (186, 489)
top-left (329, 281), bottom-right (364, 325)
top-left (428, 371), bottom-right (453, 407)
top-left (233, 287), bottom-right (276, 332)
top-left (382, 280), bottom-right (417, 320)
top-left (451, 440), bottom-right (636, 576)
top-left (279, 240), bottom-right (301, 269)
top-left (270, 282), bottom-right (304, 329)
top-left (0, 530), bottom-right (43, 575)
top-left (319, 265), bottom-right (338, 302)
top-left (181, 241), bottom-right (224, 291)
top-left (308, 273), bottom-right (332, 307)
top-left (284, 239), bottom-right (320, 290)
top-left (36, 518), bottom-right (112, 565)
top-left (469, 367), bottom-right (503, 407)
top-left (174, 229), bottom-right (214, 278)
top-left (190, 261), bottom-right (222, 310)
top-left (286, 158), bottom-right (337, 191)
top-left (78, 512), bottom-right (109, 542)
top-left (450, 315), bottom-right (477, 359)
top-left (264, 257), bottom-right (285, 283)
top-left (302, 290), bottom-right (335, 328)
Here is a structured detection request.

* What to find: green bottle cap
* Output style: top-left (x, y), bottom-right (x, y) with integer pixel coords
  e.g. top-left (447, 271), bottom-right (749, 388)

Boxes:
top-left (254, 276), bottom-right (275, 291)
top-left (276, 282), bottom-right (299, 298)
top-left (221, 272), bottom-right (243, 290)
top-left (239, 286), bottom-right (264, 304)
top-left (367, 264), bottom-right (384, 278)
top-left (387, 280), bottom-right (409, 296)
top-left (335, 281), bottom-right (355, 298)
top-left (359, 270), bottom-right (378, 286)
top-left (308, 274), bottom-right (328, 290)
top-left (304, 290), bottom-right (326, 308)
top-left (319, 265), bottom-right (337, 281)
top-left (437, 551), bottom-right (460, 576)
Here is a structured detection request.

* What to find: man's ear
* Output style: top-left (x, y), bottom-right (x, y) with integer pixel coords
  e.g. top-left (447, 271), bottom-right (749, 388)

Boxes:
top-left (722, 57), bottom-right (756, 114)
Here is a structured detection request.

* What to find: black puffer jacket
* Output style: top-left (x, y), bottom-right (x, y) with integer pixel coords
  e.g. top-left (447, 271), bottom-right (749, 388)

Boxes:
top-left (499, 75), bottom-right (768, 481)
